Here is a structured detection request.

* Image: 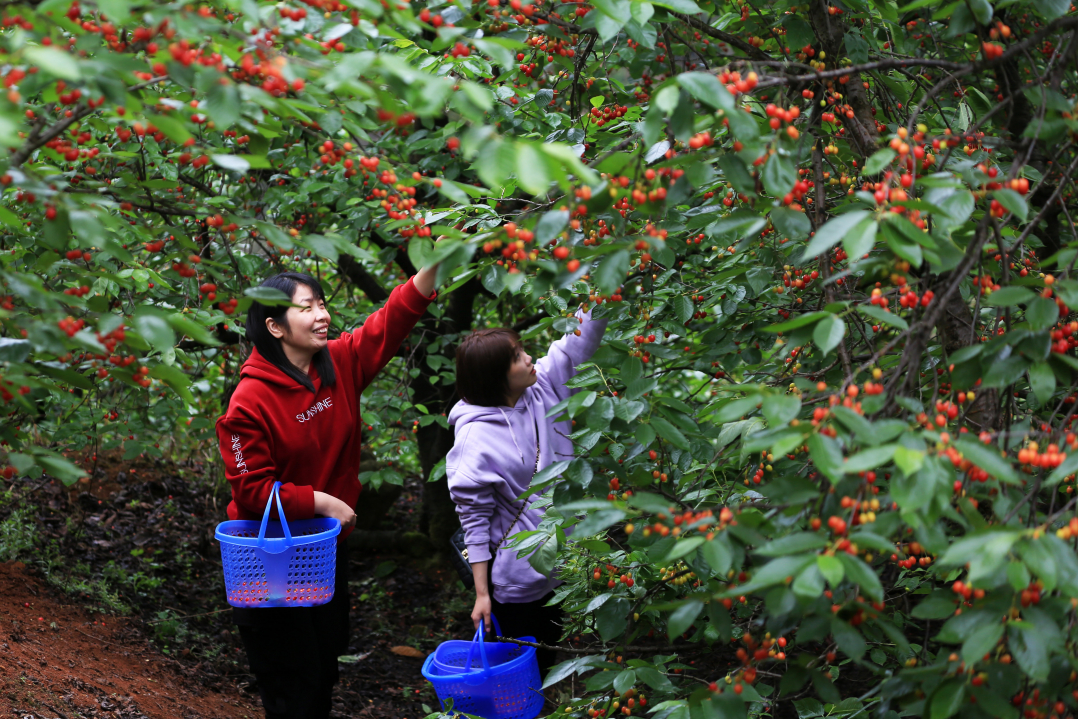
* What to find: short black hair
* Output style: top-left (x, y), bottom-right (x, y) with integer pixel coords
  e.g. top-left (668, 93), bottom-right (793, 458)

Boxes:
top-left (244, 272), bottom-right (336, 393)
top-left (455, 328), bottom-right (521, 406)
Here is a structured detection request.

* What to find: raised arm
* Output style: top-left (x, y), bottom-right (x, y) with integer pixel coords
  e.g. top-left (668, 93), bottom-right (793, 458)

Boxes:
top-left (535, 307), bottom-right (609, 391)
top-left (338, 276), bottom-right (436, 391)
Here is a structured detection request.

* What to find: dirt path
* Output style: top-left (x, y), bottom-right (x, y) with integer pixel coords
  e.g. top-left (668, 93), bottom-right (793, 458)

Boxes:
top-left (0, 561), bottom-right (258, 719)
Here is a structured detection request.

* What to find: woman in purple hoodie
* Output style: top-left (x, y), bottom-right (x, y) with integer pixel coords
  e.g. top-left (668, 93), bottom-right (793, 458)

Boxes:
top-left (447, 308), bottom-right (607, 674)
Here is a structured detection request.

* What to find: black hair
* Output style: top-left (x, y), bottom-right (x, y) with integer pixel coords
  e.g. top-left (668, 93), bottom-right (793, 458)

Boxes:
top-left (244, 272), bottom-right (337, 393)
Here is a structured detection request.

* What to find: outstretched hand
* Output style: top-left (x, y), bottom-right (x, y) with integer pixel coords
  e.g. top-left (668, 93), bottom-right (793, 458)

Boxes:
top-left (413, 235), bottom-right (449, 297)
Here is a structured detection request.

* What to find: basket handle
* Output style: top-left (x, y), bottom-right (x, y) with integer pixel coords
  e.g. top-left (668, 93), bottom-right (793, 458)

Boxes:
top-left (257, 481), bottom-right (294, 548)
top-left (462, 613), bottom-right (503, 678)
top-left (464, 623), bottom-right (491, 678)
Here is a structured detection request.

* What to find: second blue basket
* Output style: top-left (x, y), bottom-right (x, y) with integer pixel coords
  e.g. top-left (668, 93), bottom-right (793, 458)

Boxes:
top-left (215, 481), bottom-right (341, 608)
top-left (422, 615), bottom-right (544, 719)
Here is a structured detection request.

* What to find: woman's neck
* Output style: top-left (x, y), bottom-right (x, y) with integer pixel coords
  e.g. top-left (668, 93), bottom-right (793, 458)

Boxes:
top-left (505, 389), bottom-right (525, 408)
top-left (283, 345), bottom-right (315, 376)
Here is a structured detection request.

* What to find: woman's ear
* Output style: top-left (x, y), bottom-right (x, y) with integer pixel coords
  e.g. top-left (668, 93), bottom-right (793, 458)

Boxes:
top-left (266, 316), bottom-right (285, 339)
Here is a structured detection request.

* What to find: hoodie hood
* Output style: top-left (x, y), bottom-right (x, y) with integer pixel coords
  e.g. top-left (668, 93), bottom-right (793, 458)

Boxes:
top-left (240, 347), bottom-right (321, 391)
top-left (449, 398), bottom-right (535, 467)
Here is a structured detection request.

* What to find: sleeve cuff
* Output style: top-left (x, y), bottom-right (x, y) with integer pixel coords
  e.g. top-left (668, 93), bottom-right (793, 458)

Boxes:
top-left (467, 544), bottom-right (492, 563)
top-left (286, 483), bottom-right (316, 520)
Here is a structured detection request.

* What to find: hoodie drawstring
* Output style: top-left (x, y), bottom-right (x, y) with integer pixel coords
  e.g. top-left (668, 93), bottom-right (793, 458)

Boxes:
top-left (497, 407), bottom-right (526, 466)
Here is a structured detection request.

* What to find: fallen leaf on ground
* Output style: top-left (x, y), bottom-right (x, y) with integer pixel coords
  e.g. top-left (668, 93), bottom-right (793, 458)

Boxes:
top-left (390, 645), bottom-right (426, 658)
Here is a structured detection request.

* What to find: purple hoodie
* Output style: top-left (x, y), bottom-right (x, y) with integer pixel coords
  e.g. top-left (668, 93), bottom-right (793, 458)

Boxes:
top-left (447, 309), bottom-right (608, 603)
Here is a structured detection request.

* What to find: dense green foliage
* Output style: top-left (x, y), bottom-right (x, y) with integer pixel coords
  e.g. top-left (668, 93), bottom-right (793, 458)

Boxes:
top-left (3, 0), bottom-right (1078, 717)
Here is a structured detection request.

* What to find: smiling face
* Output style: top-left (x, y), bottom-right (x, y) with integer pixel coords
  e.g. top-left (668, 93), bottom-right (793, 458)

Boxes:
top-left (505, 344), bottom-right (537, 403)
top-left (266, 283), bottom-right (331, 368)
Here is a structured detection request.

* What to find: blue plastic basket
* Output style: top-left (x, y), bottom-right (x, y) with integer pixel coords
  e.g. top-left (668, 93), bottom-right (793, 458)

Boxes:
top-left (214, 481), bottom-right (341, 608)
top-left (422, 615), bottom-right (544, 719)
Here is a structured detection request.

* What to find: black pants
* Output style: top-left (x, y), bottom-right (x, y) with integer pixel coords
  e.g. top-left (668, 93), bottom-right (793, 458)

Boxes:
top-left (234, 546), bottom-right (350, 719)
top-left (490, 590), bottom-right (561, 677)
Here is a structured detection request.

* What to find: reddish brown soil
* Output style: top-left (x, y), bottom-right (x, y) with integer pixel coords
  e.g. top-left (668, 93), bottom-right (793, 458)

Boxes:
top-left (0, 560), bottom-right (258, 719)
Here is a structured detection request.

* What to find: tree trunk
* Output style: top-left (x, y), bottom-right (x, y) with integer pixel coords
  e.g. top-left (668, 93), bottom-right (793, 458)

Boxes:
top-left (806, 0), bottom-right (879, 159)
top-left (415, 278), bottom-right (485, 554)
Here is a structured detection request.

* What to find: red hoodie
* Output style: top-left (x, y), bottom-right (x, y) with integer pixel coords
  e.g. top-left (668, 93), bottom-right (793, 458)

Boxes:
top-left (215, 277), bottom-right (434, 540)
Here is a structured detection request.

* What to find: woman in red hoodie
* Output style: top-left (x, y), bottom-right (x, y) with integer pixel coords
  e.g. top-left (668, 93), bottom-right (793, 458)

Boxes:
top-left (216, 265), bottom-right (438, 719)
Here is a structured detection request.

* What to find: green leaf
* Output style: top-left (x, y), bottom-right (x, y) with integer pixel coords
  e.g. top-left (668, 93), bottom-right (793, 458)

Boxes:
top-left (929, 679), bottom-right (966, 719)
top-left (212, 155), bottom-right (250, 173)
top-left (952, 438), bottom-right (1020, 484)
top-left (857, 304), bottom-right (909, 330)
top-left (665, 536), bottom-right (706, 562)
top-left (982, 355), bottom-right (1031, 389)
top-left (543, 655), bottom-right (606, 689)
top-left (817, 554), bottom-right (844, 586)
top-left (515, 142), bottom-right (551, 195)
top-left (596, 597), bottom-right (632, 641)
top-left (1028, 361), bottom-right (1056, 405)
top-left (893, 445), bottom-right (926, 476)
top-left (863, 148), bottom-right (896, 175)
top-left (984, 286), bottom-right (1036, 307)
top-left (800, 211), bottom-right (872, 261)
top-left (812, 315), bottom-right (846, 356)
top-left (1046, 451), bottom-right (1078, 486)
top-left (727, 555), bottom-right (815, 595)
top-left (808, 434), bottom-right (843, 483)
top-left (150, 364), bottom-right (194, 404)
top-left (757, 532), bottom-right (828, 556)
top-left (1008, 623), bottom-right (1050, 682)
top-left (244, 286), bottom-right (295, 305)
top-left (207, 82), bottom-right (240, 129)
top-left (649, 0), bottom-right (703, 12)
top-left (968, 0), bottom-right (993, 24)
top-left (0, 338), bottom-right (31, 363)
top-left (651, 416), bottom-right (691, 450)
top-left (131, 313), bottom-right (175, 353)
top-left (962, 621), bottom-right (1004, 665)
top-left (831, 616), bottom-right (866, 660)
top-left (701, 536), bottom-right (733, 576)
top-left (167, 315), bottom-right (221, 347)
top-left (842, 215), bottom-right (880, 261)
top-left (595, 13), bottom-right (626, 42)
top-left (843, 445), bottom-right (897, 473)
top-left (1027, 297), bottom-right (1059, 331)
top-left (993, 189), bottom-right (1028, 220)
top-left (837, 553), bottom-right (883, 601)
top-left (668, 599), bottom-right (704, 640)
top-left (792, 563), bottom-right (825, 598)
top-left (767, 311), bottom-right (831, 332)
top-left (25, 46), bottom-right (82, 80)
top-left (473, 38), bottom-right (516, 69)
top-left (762, 394), bottom-right (800, 426)
top-left (771, 207), bottom-right (812, 240)
top-left (1033, 0), bottom-right (1070, 18)
top-left (594, 250), bottom-right (631, 295)
top-left (912, 592), bottom-right (959, 619)
top-left (762, 155), bottom-right (796, 198)
top-left (36, 453), bottom-right (88, 485)
top-left (436, 178), bottom-right (471, 205)
top-left (678, 72), bottom-right (734, 111)
top-left (575, 509), bottom-right (627, 537)
top-left (613, 669), bottom-right (637, 695)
